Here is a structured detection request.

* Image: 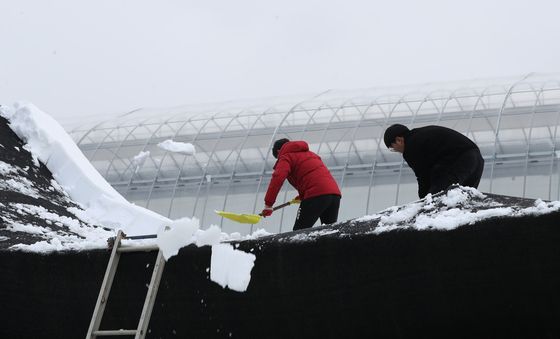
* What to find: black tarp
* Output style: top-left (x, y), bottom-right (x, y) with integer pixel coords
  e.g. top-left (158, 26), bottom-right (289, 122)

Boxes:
top-left (2, 210), bottom-right (560, 338)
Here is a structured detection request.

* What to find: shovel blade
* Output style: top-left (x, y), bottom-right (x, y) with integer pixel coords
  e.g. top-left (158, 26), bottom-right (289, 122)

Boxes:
top-left (215, 210), bottom-right (262, 224)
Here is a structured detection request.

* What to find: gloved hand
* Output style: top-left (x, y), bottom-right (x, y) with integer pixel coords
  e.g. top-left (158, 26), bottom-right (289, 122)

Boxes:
top-left (261, 206), bottom-right (273, 217)
top-left (291, 196), bottom-right (301, 204)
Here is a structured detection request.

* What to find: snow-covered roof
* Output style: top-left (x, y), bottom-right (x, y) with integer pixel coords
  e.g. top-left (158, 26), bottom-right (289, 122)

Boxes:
top-left (0, 103), bottom-right (170, 237)
top-left (1, 102), bottom-right (559, 293)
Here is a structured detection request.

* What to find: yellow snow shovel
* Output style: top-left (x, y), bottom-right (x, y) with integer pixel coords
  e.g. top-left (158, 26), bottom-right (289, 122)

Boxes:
top-left (215, 198), bottom-right (300, 224)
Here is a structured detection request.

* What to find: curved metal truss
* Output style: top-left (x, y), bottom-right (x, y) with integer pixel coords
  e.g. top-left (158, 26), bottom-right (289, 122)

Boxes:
top-left (69, 73), bottom-right (560, 234)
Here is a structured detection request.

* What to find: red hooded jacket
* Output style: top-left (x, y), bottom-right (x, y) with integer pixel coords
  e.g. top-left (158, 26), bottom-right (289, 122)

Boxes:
top-left (264, 141), bottom-right (341, 207)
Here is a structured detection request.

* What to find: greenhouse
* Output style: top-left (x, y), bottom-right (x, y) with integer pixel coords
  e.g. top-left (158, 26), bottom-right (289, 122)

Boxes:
top-left (68, 73), bottom-right (560, 234)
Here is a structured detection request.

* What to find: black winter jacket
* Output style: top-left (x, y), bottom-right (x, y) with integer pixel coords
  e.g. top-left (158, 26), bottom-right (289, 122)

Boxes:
top-left (403, 125), bottom-right (480, 198)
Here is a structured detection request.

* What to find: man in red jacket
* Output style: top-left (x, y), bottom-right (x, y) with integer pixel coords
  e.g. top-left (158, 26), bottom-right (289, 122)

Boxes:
top-left (262, 138), bottom-right (342, 231)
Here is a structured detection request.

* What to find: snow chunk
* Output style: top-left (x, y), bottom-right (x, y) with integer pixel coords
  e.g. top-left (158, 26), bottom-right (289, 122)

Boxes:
top-left (195, 225), bottom-right (222, 247)
top-left (132, 151), bottom-right (150, 172)
top-left (210, 243), bottom-right (255, 292)
top-left (156, 217), bottom-right (200, 260)
top-left (441, 186), bottom-right (486, 207)
top-left (157, 139), bottom-right (196, 155)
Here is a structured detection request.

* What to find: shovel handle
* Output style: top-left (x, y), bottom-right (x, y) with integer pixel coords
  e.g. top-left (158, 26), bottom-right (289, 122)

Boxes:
top-left (258, 200), bottom-right (295, 216)
top-left (272, 201), bottom-right (293, 211)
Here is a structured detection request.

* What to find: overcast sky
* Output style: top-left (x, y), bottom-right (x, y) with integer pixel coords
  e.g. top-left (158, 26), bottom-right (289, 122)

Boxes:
top-left (1, 0), bottom-right (559, 126)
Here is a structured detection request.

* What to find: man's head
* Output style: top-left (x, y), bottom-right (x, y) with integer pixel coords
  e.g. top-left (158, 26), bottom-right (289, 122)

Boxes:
top-left (272, 138), bottom-right (290, 158)
top-left (383, 124), bottom-right (409, 153)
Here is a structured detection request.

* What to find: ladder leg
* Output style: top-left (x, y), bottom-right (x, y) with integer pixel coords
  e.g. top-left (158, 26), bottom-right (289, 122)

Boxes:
top-left (86, 230), bottom-right (125, 339)
top-left (135, 250), bottom-right (166, 339)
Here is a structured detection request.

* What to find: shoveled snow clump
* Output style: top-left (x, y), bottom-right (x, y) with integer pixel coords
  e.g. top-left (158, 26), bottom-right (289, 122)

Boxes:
top-left (157, 139), bottom-right (196, 155)
top-left (156, 217), bottom-right (256, 292)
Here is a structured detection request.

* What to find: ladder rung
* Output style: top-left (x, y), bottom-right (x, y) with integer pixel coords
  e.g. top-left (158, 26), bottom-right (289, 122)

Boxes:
top-left (93, 329), bottom-right (138, 336)
top-left (87, 230), bottom-right (165, 339)
top-left (117, 245), bottom-right (159, 253)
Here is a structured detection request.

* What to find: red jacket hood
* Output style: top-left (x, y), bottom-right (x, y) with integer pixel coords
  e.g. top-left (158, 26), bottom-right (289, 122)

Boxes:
top-left (278, 141), bottom-right (309, 156)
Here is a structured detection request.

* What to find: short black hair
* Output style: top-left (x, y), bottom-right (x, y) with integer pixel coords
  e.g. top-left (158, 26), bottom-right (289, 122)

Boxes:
top-left (383, 124), bottom-right (410, 148)
top-left (272, 138), bottom-right (290, 158)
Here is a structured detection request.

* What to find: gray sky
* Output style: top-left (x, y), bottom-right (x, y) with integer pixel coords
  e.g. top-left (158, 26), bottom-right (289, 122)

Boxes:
top-left (1, 0), bottom-right (559, 125)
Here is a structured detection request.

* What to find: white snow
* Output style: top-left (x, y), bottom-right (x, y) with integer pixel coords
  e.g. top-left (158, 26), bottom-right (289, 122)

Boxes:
top-left (379, 202), bottom-right (424, 225)
top-left (238, 228), bottom-right (273, 240)
top-left (0, 161), bottom-right (41, 197)
top-left (195, 225), bottom-right (223, 247)
top-left (157, 139), bottom-right (196, 155)
top-left (132, 150), bottom-right (150, 172)
top-left (155, 218), bottom-right (256, 291)
top-left (3, 203), bottom-right (115, 252)
top-left (354, 186), bottom-right (560, 235)
top-left (287, 229), bottom-right (340, 242)
top-left (210, 243), bottom-right (256, 292)
top-left (412, 207), bottom-right (514, 231)
top-left (2, 102), bottom-right (560, 293)
top-left (156, 217), bottom-right (201, 260)
top-left (0, 102), bottom-right (170, 235)
top-left (0, 102), bottom-right (260, 292)
top-left (0, 160), bottom-right (18, 175)
top-left (3, 177), bottom-right (40, 198)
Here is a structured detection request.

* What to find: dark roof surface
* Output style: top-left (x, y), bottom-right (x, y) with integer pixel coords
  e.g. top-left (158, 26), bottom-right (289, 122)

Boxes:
top-left (0, 116), bottom-right (107, 250)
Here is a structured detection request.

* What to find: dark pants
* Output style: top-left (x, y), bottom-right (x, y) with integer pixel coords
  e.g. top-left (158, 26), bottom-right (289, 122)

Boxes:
top-left (429, 149), bottom-right (484, 195)
top-left (293, 194), bottom-right (341, 231)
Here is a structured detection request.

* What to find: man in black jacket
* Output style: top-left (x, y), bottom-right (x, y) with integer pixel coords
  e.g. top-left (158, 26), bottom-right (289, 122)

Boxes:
top-left (383, 124), bottom-right (484, 198)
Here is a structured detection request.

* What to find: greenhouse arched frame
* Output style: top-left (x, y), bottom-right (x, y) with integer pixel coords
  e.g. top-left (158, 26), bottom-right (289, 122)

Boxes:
top-left (69, 73), bottom-right (560, 235)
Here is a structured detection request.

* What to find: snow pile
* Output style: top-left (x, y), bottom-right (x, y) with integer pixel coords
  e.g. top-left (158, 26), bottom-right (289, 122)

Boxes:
top-left (157, 139), bottom-right (196, 155)
top-left (0, 102), bottom-right (170, 235)
top-left (355, 186), bottom-right (560, 234)
top-left (273, 186), bottom-right (560, 244)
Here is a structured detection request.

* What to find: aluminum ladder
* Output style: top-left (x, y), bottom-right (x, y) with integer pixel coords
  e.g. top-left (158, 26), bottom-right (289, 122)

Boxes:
top-left (86, 230), bottom-right (164, 339)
